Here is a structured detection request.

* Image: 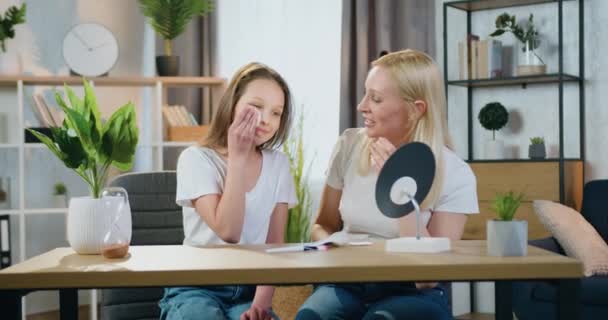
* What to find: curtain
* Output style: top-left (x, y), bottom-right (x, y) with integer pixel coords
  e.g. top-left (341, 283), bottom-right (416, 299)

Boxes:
top-left (340, 0), bottom-right (436, 131)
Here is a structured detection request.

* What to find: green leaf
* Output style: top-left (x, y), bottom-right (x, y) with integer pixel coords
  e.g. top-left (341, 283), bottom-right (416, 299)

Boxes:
top-left (101, 102), bottom-right (139, 171)
top-left (138, 0), bottom-right (215, 41)
top-left (490, 29), bottom-right (505, 37)
top-left (26, 129), bottom-right (64, 162)
top-left (83, 79), bottom-right (103, 150)
top-left (50, 126), bottom-right (89, 169)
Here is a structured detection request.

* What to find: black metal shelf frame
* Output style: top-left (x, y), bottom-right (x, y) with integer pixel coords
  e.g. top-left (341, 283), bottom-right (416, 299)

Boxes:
top-left (443, 0), bottom-right (585, 315)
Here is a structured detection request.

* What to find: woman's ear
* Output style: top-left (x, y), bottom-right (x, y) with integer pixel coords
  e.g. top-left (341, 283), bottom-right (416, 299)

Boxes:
top-left (413, 100), bottom-right (428, 118)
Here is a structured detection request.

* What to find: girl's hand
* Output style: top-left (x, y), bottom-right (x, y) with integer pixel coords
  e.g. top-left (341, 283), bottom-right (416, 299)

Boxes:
top-left (228, 106), bottom-right (259, 161)
top-left (240, 304), bottom-right (272, 320)
top-left (370, 137), bottom-right (396, 172)
top-left (415, 282), bottom-right (438, 290)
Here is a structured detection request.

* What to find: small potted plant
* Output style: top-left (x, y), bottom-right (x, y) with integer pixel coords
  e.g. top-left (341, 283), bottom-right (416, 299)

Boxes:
top-left (529, 136), bottom-right (546, 159)
top-left (0, 3), bottom-right (26, 74)
top-left (138, 0), bottom-right (215, 76)
top-left (487, 191), bottom-right (527, 256)
top-left (52, 182), bottom-right (68, 208)
top-left (28, 79), bottom-right (138, 256)
top-left (478, 102), bottom-right (509, 159)
top-left (490, 12), bottom-right (546, 76)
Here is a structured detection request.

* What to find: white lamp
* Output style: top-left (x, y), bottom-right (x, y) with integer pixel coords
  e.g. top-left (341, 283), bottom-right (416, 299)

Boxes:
top-left (375, 142), bottom-right (451, 253)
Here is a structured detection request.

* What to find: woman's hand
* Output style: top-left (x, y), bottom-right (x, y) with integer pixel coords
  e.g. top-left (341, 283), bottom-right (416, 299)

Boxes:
top-left (240, 304), bottom-right (272, 320)
top-left (228, 106), bottom-right (259, 161)
top-left (370, 137), bottom-right (396, 172)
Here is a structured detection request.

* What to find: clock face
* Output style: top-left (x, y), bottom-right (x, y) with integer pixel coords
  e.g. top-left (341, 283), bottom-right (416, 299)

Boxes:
top-left (62, 23), bottom-right (119, 77)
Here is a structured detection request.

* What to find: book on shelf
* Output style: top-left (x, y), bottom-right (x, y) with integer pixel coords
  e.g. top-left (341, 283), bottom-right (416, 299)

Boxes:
top-left (476, 39), bottom-right (503, 79)
top-left (458, 34), bottom-right (480, 80)
top-left (31, 93), bottom-right (65, 127)
top-left (162, 105), bottom-right (198, 127)
top-left (0, 215), bottom-right (11, 269)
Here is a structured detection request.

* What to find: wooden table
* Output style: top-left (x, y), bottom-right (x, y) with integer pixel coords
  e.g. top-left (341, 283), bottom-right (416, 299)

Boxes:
top-left (0, 241), bottom-right (582, 320)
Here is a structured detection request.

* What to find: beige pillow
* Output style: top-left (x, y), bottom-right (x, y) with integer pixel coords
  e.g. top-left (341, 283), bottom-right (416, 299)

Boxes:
top-left (533, 200), bottom-right (608, 276)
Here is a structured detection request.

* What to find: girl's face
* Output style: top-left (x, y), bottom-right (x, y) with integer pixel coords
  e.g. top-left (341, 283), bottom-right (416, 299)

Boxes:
top-left (234, 78), bottom-right (285, 146)
top-left (357, 66), bottom-right (412, 145)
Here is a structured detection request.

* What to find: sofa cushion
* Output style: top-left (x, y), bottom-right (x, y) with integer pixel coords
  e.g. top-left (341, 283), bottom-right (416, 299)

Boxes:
top-left (532, 276), bottom-right (608, 306)
top-left (533, 200), bottom-right (608, 276)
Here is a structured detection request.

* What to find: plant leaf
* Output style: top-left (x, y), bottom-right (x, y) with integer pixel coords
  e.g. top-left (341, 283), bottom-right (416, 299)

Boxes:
top-left (101, 102), bottom-right (139, 171)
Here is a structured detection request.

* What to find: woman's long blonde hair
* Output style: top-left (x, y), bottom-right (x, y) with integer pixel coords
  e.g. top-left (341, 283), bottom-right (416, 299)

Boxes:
top-left (200, 62), bottom-right (293, 151)
top-left (359, 49), bottom-right (453, 210)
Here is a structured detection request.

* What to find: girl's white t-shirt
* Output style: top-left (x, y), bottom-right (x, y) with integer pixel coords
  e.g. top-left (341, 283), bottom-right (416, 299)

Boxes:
top-left (176, 146), bottom-right (297, 246)
top-left (326, 128), bottom-right (479, 239)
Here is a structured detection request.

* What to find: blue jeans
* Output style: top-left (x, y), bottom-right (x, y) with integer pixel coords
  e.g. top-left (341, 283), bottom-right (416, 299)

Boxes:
top-left (295, 283), bottom-right (452, 320)
top-left (159, 286), bottom-right (260, 320)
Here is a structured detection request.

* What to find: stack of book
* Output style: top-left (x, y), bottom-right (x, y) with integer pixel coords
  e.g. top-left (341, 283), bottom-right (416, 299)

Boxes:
top-left (458, 34), bottom-right (504, 80)
top-left (31, 93), bottom-right (64, 127)
top-left (162, 105), bottom-right (208, 142)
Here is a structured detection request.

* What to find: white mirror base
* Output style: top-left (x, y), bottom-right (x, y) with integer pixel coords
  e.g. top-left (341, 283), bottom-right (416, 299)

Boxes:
top-left (385, 237), bottom-right (451, 253)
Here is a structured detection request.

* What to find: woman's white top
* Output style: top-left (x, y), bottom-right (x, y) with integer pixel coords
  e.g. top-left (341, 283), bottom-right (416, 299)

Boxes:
top-left (326, 128), bottom-right (479, 239)
top-left (176, 146), bottom-right (297, 246)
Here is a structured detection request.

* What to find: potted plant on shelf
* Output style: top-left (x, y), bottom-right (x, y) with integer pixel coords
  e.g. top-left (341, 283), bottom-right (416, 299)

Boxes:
top-left (138, 0), bottom-right (215, 76)
top-left (529, 136), bottom-right (546, 160)
top-left (478, 101), bottom-right (509, 159)
top-left (27, 79), bottom-right (138, 257)
top-left (272, 112), bottom-right (313, 320)
top-left (0, 3), bottom-right (26, 74)
top-left (490, 12), bottom-right (546, 76)
top-left (487, 191), bottom-right (527, 256)
top-left (52, 182), bottom-right (68, 208)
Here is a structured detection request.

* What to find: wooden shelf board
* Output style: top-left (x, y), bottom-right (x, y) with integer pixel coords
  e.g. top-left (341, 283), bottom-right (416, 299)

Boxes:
top-left (455, 312), bottom-right (495, 320)
top-left (448, 73), bottom-right (580, 88)
top-left (446, 0), bottom-right (571, 12)
top-left (0, 76), bottom-right (225, 87)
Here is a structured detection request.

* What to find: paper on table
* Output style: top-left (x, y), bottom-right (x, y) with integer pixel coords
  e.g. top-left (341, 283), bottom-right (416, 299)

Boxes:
top-left (265, 231), bottom-right (372, 253)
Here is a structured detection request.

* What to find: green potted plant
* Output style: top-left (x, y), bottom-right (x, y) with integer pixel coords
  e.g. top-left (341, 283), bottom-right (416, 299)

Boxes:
top-left (28, 79), bottom-right (139, 255)
top-left (138, 0), bottom-right (215, 76)
top-left (0, 3), bottom-right (26, 74)
top-left (478, 101), bottom-right (509, 159)
top-left (487, 191), bottom-right (527, 256)
top-left (273, 112), bottom-right (313, 320)
top-left (529, 136), bottom-right (546, 160)
top-left (490, 12), bottom-right (546, 76)
top-left (52, 182), bottom-right (68, 208)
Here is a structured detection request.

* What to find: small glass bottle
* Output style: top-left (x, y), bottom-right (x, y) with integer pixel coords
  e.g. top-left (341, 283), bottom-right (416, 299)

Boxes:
top-left (101, 187), bottom-right (131, 259)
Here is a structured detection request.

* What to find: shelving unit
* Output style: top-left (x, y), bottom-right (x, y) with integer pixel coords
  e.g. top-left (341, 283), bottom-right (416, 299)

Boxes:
top-left (0, 75), bottom-right (225, 319)
top-left (443, 0), bottom-right (584, 318)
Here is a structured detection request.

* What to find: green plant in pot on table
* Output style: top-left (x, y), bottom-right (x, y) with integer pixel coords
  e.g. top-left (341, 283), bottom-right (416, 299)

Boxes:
top-left (487, 191), bottom-right (527, 256)
top-left (138, 0), bottom-right (215, 76)
top-left (478, 101), bottom-right (508, 159)
top-left (28, 79), bottom-right (139, 257)
top-left (52, 182), bottom-right (68, 208)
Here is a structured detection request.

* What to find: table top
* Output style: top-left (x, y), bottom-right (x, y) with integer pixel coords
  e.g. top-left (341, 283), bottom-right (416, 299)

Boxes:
top-left (0, 241), bottom-right (582, 290)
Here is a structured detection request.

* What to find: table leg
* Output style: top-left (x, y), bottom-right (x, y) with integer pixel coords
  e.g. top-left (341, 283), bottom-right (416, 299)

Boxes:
top-left (0, 290), bottom-right (23, 320)
top-left (59, 289), bottom-right (78, 320)
top-left (494, 281), bottom-right (513, 320)
top-left (558, 279), bottom-right (580, 320)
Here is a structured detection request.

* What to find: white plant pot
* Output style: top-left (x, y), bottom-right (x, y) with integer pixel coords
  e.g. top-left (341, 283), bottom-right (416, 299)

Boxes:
top-left (487, 220), bottom-right (528, 256)
top-left (484, 139), bottom-right (505, 159)
top-left (67, 196), bottom-right (131, 254)
top-left (53, 195), bottom-right (67, 208)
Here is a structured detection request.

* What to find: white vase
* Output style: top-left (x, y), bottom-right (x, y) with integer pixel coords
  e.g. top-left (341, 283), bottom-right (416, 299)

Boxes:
top-left (487, 220), bottom-right (528, 256)
top-left (0, 51), bottom-right (23, 75)
top-left (53, 195), bottom-right (67, 208)
top-left (67, 196), bottom-right (131, 254)
top-left (484, 139), bottom-right (505, 159)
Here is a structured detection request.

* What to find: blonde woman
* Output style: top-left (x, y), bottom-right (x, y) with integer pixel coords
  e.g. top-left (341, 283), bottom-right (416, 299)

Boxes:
top-left (296, 50), bottom-right (479, 320)
top-left (160, 62), bottom-right (296, 320)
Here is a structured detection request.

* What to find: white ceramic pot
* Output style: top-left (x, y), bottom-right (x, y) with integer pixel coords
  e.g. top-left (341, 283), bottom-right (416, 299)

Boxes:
top-left (53, 195), bottom-right (67, 208)
top-left (67, 196), bottom-right (131, 254)
top-left (487, 220), bottom-right (528, 256)
top-left (484, 139), bottom-right (505, 159)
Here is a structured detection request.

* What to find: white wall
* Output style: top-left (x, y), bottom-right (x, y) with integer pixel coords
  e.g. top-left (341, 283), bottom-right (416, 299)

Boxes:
top-left (436, 0), bottom-right (608, 315)
top-left (215, 0), bottom-right (343, 210)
